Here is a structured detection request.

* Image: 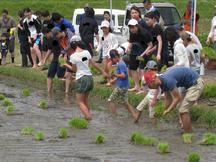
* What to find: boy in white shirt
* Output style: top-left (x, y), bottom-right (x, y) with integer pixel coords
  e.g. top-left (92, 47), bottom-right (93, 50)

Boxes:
top-left (134, 60), bottom-right (160, 124)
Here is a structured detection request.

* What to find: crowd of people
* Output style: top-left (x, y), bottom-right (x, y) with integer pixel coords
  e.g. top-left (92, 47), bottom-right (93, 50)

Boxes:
top-left (0, 0), bottom-right (215, 134)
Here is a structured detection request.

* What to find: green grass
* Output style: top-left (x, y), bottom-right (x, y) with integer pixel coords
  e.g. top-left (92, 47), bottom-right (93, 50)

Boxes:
top-left (35, 131), bottom-right (45, 141)
top-left (203, 47), bottom-right (216, 60)
top-left (6, 105), bottom-right (14, 114)
top-left (38, 100), bottom-right (48, 109)
top-left (0, 94), bottom-right (6, 100)
top-left (187, 152), bottom-right (201, 162)
top-left (130, 132), bottom-right (157, 146)
top-left (58, 128), bottom-right (69, 139)
top-left (182, 133), bottom-right (193, 144)
top-left (202, 84), bottom-right (216, 98)
top-left (68, 118), bottom-right (88, 129)
top-left (157, 142), bottom-right (170, 153)
top-left (95, 133), bottom-right (105, 144)
top-left (198, 132), bottom-right (216, 145)
top-left (22, 88), bottom-right (30, 97)
top-left (21, 127), bottom-right (35, 135)
top-left (3, 98), bottom-right (13, 107)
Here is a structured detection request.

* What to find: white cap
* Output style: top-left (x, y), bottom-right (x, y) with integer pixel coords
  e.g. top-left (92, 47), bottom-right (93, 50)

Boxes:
top-left (101, 20), bottom-right (110, 28)
top-left (70, 35), bottom-right (81, 42)
top-left (128, 19), bottom-right (138, 26)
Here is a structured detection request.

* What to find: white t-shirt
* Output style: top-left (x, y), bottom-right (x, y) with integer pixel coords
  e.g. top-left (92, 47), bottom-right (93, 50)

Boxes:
top-left (208, 16), bottom-right (216, 42)
top-left (186, 43), bottom-right (201, 71)
top-left (23, 15), bottom-right (38, 38)
top-left (96, 33), bottom-right (118, 58)
top-left (174, 38), bottom-right (190, 67)
top-left (186, 31), bottom-right (202, 50)
top-left (69, 50), bottom-right (92, 80)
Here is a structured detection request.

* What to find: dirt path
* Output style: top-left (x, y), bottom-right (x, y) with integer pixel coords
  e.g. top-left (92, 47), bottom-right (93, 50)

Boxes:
top-left (0, 76), bottom-right (215, 162)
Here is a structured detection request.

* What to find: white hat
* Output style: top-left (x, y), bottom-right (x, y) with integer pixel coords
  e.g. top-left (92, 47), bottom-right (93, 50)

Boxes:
top-left (70, 35), bottom-right (81, 43)
top-left (101, 20), bottom-right (110, 28)
top-left (128, 19), bottom-right (138, 26)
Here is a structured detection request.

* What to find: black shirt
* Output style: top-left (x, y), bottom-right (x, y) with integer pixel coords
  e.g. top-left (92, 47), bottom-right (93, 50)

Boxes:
top-left (47, 36), bottom-right (61, 62)
top-left (129, 26), bottom-right (152, 51)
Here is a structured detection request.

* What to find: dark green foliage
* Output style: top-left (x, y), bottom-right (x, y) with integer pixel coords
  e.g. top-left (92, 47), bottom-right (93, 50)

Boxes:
top-left (203, 47), bottom-right (216, 60)
top-left (38, 100), bottom-right (48, 109)
top-left (198, 133), bottom-right (216, 145)
top-left (130, 132), bottom-right (157, 146)
top-left (68, 118), bottom-right (88, 129)
top-left (182, 133), bottom-right (193, 144)
top-left (21, 127), bottom-right (35, 135)
top-left (187, 152), bottom-right (201, 162)
top-left (35, 131), bottom-right (45, 141)
top-left (0, 94), bottom-right (6, 100)
top-left (95, 133), bottom-right (105, 144)
top-left (3, 98), bottom-right (13, 107)
top-left (58, 128), bottom-right (69, 139)
top-left (22, 88), bottom-right (30, 97)
top-left (198, 34), bottom-right (208, 48)
top-left (157, 142), bottom-right (170, 153)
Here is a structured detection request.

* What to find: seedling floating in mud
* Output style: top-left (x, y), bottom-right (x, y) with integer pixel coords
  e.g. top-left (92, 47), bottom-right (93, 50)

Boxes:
top-left (157, 142), bottom-right (170, 153)
top-left (21, 127), bottom-right (35, 135)
top-left (182, 133), bottom-right (193, 144)
top-left (95, 133), bottom-right (105, 144)
top-left (22, 88), bottom-right (30, 97)
top-left (198, 133), bottom-right (216, 145)
top-left (58, 128), bottom-right (69, 139)
top-left (3, 98), bottom-right (13, 107)
top-left (6, 105), bottom-right (14, 114)
top-left (187, 152), bottom-right (201, 162)
top-left (35, 131), bottom-right (45, 141)
top-left (38, 100), bottom-right (48, 109)
top-left (0, 94), bottom-right (6, 100)
top-left (68, 118), bottom-right (88, 129)
top-left (130, 132), bottom-right (157, 146)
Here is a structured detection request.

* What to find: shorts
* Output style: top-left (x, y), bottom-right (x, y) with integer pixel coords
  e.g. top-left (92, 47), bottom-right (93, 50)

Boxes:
top-left (42, 37), bottom-right (49, 52)
top-left (47, 61), bottom-right (63, 78)
top-left (75, 75), bottom-right (94, 93)
top-left (108, 87), bottom-right (128, 104)
top-left (129, 54), bottom-right (150, 70)
top-left (179, 77), bottom-right (204, 114)
top-left (136, 94), bottom-right (155, 118)
top-left (8, 37), bottom-right (15, 53)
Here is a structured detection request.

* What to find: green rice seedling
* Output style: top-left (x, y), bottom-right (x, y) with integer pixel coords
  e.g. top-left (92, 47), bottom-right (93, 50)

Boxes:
top-left (182, 133), bottom-right (193, 144)
top-left (22, 88), bottom-right (30, 97)
top-left (3, 98), bottom-right (13, 107)
top-left (38, 100), bottom-right (48, 109)
top-left (58, 128), bottom-right (69, 139)
top-left (0, 94), bottom-right (6, 100)
top-left (90, 66), bottom-right (98, 75)
top-left (187, 152), bottom-right (201, 162)
top-left (199, 109), bottom-right (216, 128)
top-left (130, 132), bottom-right (157, 146)
top-left (160, 65), bottom-right (167, 72)
top-left (198, 133), bottom-right (216, 145)
top-left (157, 142), bottom-right (170, 153)
top-left (202, 84), bottom-right (216, 98)
top-left (68, 118), bottom-right (88, 129)
top-left (203, 47), bottom-right (216, 60)
top-left (95, 133), bottom-right (105, 144)
top-left (21, 127), bottom-right (35, 135)
top-left (35, 131), bottom-right (45, 141)
top-left (154, 100), bottom-right (164, 118)
top-left (189, 105), bottom-right (205, 122)
top-left (59, 56), bottom-right (67, 66)
top-left (6, 105), bottom-right (14, 114)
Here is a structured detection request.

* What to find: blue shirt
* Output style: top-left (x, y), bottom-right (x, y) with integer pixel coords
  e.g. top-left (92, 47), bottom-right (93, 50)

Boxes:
top-left (56, 18), bottom-right (75, 33)
top-left (116, 60), bottom-right (130, 88)
top-left (159, 67), bottom-right (199, 91)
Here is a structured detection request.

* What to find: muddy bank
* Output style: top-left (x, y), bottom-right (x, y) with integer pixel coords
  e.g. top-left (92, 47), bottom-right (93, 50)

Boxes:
top-left (0, 76), bottom-right (215, 162)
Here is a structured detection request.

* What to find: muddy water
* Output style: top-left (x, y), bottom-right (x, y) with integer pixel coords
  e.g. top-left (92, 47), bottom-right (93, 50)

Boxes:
top-left (0, 76), bottom-right (215, 162)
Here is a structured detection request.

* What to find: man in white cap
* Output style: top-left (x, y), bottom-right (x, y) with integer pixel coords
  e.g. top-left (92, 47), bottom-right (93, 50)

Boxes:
top-left (126, 19), bottom-right (153, 92)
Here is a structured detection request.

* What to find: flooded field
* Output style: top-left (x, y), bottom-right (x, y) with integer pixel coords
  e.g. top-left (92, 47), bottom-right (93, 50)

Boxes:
top-left (0, 75), bottom-right (215, 162)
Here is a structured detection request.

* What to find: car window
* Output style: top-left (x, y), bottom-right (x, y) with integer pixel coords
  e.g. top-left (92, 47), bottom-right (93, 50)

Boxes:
top-left (118, 15), bottom-right (125, 26)
top-left (76, 14), bottom-right (115, 26)
top-left (157, 7), bottom-right (181, 26)
top-left (125, 6), bottom-right (181, 26)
